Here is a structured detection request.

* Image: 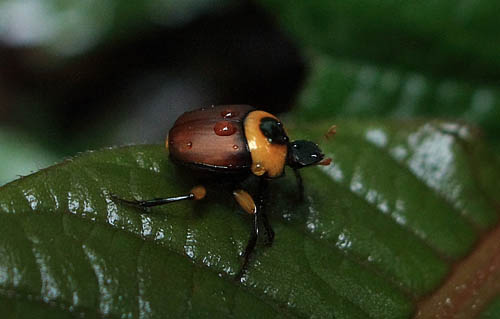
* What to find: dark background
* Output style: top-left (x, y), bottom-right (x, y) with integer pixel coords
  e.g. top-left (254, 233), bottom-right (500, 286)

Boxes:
top-left (0, 1), bottom-right (304, 184)
top-left (2, 0), bottom-right (500, 185)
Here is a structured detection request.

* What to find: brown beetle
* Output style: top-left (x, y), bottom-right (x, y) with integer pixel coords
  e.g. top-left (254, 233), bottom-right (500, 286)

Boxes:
top-left (115, 105), bottom-right (331, 280)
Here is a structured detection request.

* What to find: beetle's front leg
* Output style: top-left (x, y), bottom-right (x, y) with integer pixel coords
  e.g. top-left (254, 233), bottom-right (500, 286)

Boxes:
top-left (293, 168), bottom-right (304, 201)
top-left (257, 178), bottom-right (274, 245)
top-left (239, 209), bottom-right (259, 281)
top-left (233, 179), bottom-right (274, 280)
top-left (233, 188), bottom-right (258, 280)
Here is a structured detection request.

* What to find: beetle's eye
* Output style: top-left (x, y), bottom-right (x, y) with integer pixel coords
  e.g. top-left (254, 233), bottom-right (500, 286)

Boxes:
top-left (260, 117), bottom-right (289, 144)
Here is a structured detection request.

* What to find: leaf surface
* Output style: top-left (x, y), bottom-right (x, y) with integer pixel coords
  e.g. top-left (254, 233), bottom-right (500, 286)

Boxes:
top-left (1, 118), bottom-right (498, 318)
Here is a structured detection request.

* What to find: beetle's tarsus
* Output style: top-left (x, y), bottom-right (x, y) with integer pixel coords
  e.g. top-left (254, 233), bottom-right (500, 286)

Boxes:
top-left (237, 217), bottom-right (258, 281)
top-left (261, 211), bottom-right (275, 246)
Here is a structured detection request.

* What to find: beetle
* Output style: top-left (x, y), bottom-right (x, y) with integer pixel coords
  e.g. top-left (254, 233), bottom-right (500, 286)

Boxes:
top-left (114, 105), bottom-right (332, 280)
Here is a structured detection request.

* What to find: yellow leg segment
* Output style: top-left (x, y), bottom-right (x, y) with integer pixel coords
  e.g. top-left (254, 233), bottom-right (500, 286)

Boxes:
top-left (233, 189), bottom-right (256, 215)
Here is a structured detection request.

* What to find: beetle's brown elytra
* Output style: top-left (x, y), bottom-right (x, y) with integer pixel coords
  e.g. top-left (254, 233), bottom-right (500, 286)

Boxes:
top-left (114, 105), bottom-right (332, 280)
top-left (168, 105), bottom-right (253, 172)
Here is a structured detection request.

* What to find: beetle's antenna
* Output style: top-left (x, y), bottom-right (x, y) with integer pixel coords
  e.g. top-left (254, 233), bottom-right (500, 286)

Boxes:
top-left (314, 124), bottom-right (336, 166)
top-left (323, 124), bottom-right (337, 140)
top-left (316, 158), bottom-right (332, 166)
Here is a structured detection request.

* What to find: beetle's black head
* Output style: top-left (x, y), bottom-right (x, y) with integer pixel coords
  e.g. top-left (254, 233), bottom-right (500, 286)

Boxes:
top-left (287, 140), bottom-right (326, 169)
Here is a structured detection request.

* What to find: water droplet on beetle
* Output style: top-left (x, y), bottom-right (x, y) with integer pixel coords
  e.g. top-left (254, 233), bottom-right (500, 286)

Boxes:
top-left (221, 109), bottom-right (238, 118)
top-left (186, 142), bottom-right (192, 149)
top-left (252, 162), bottom-right (266, 176)
top-left (233, 145), bottom-right (239, 150)
top-left (214, 121), bottom-right (237, 136)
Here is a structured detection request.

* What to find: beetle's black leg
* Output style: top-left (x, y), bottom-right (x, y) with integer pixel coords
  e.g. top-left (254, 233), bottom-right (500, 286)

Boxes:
top-left (112, 194), bottom-right (193, 207)
top-left (233, 189), bottom-right (259, 280)
top-left (293, 168), bottom-right (304, 201)
top-left (111, 185), bottom-right (206, 209)
top-left (235, 212), bottom-right (259, 281)
top-left (258, 178), bottom-right (274, 246)
top-left (261, 213), bottom-right (274, 246)
top-left (233, 179), bottom-right (274, 280)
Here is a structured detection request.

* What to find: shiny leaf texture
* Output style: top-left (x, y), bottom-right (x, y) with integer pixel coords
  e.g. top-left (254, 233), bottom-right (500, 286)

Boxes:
top-left (1, 119), bottom-right (498, 318)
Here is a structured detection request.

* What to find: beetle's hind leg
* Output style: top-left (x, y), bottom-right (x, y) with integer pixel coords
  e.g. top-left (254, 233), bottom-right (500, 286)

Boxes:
top-left (111, 185), bottom-right (206, 208)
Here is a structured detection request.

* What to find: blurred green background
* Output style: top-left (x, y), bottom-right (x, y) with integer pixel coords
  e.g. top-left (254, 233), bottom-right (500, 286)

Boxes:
top-left (0, 0), bottom-right (306, 185)
top-left (1, 0), bottom-right (499, 185)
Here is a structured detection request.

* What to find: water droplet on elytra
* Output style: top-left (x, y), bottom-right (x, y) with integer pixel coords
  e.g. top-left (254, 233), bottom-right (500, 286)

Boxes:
top-left (214, 121), bottom-right (237, 136)
top-left (221, 109), bottom-right (238, 118)
top-left (186, 142), bottom-right (192, 149)
top-left (233, 145), bottom-right (239, 150)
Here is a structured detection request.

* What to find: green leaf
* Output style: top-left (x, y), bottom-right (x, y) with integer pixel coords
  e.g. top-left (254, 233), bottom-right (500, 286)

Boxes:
top-left (481, 295), bottom-right (500, 319)
top-left (1, 119), bottom-right (498, 318)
